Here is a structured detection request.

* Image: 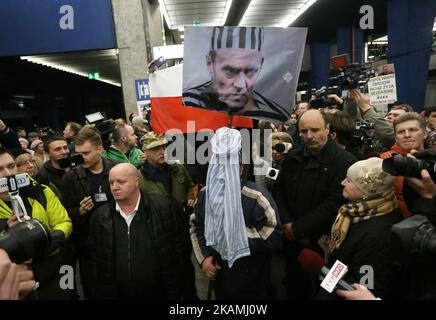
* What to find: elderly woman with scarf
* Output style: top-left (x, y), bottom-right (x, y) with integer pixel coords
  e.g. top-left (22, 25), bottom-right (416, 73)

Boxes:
top-left (318, 157), bottom-right (403, 300)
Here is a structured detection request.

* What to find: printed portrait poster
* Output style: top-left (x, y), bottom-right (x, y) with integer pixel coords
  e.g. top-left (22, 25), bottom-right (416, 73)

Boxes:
top-left (182, 26), bottom-right (307, 124)
top-left (368, 63), bottom-right (397, 105)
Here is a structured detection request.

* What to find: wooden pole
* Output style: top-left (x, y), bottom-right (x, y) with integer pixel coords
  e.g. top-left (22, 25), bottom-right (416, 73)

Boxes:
top-left (227, 114), bottom-right (233, 127)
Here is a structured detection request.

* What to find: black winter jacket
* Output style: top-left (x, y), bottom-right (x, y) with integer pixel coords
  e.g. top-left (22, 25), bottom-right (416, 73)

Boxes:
top-left (59, 158), bottom-right (119, 251)
top-left (87, 192), bottom-right (189, 299)
top-left (274, 138), bottom-right (357, 241)
top-left (36, 161), bottom-right (66, 192)
top-left (321, 210), bottom-right (403, 299)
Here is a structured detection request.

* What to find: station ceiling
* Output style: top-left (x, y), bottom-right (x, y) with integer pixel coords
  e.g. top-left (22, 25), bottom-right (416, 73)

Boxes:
top-left (22, 0), bottom-right (389, 87)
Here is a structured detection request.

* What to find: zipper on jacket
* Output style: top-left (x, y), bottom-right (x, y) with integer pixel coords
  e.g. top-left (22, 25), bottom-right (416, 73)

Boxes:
top-left (127, 224), bottom-right (133, 296)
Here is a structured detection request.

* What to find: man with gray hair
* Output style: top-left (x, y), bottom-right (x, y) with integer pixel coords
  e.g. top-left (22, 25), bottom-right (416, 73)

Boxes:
top-left (183, 26), bottom-right (290, 123)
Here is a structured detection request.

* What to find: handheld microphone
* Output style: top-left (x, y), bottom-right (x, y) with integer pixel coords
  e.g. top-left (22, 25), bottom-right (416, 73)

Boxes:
top-left (320, 266), bottom-right (355, 291)
top-left (320, 260), bottom-right (355, 293)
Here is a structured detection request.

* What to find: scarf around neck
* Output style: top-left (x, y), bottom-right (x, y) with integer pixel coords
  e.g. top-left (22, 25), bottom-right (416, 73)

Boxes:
top-left (329, 188), bottom-right (398, 252)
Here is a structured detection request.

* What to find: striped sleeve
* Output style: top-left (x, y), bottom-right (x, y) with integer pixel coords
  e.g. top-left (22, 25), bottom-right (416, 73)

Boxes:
top-left (242, 185), bottom-right (283, 253)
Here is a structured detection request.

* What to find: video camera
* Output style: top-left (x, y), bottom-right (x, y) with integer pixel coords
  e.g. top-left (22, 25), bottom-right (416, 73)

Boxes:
top-left (0, 174), bottom-right (51, 263)
top-left (57, 154), bottom-right (85, 169)
top-left (273, 142), bottom-right (292, 154)
top-left (0, 219), bottom-right (51, 264)
top-left (352, 120), bottom-right (376, 153)
top-left (330, 54), bottom-right (375, 90)
top-left (391, 214), bottom-right (436, 265)
top-left (310, 86), bottom-right (340, 109)
top-left (34, 125), bottom-right (55, 137)
top-left (85, 112), bottom-right (115, 150)
top-left (382, 149), bottom-right (436, 182)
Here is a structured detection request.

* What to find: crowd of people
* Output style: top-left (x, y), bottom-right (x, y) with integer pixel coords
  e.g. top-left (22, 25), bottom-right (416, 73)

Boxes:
top-left (0, 87), bottom-right (435, 300)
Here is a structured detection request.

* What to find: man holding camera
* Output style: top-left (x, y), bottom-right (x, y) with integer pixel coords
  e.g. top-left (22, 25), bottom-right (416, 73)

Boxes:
top-left (346, 89), bottom-right (396, 153)
top-left (60, 129), bottom-right (119, 298)
top-left (35, 135), bottom-right (70, 199)
top-left (380, 112), bottom-right (428, 218)
top-left (0, 146), bottom-right (73, 299)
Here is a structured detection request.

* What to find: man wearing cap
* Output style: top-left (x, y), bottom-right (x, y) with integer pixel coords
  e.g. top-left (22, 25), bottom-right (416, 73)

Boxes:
top-left (183, 27), bottom-right (290, 123)
top-left (139, 131), bottom-right (195, 210)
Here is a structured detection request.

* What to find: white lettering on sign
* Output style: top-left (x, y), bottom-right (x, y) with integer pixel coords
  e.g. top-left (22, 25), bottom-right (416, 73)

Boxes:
top-left (59, 5), bottom-right (74, 30)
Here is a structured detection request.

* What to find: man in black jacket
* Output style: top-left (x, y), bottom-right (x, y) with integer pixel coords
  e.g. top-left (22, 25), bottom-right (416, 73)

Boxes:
top-left (36, 135), bottom-right (70, 198)
top-left (274, 109), bottom-right (356, 299)
top-left (59, 128), bottom-right (119, 298)
top-left (87, 163), bottom-right (189, 299)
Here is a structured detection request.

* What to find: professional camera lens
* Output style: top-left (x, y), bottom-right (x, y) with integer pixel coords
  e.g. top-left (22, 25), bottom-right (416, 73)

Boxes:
top-left (0, 219), bottom-right (51, 263)
top-left (274, 143), bottom-right (286, 153)
top-left (382, 154), bottom-right (430, 179)
top-left (391, 215), bottom-right (436, 264)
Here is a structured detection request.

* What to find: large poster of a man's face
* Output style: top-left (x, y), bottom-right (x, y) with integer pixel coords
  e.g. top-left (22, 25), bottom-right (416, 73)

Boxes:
top-left (182, 26), bottom-right (307, 124)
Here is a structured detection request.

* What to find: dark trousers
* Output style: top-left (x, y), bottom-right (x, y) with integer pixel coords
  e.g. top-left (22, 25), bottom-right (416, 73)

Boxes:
top-left (284, 243), bottom-right (318, 299)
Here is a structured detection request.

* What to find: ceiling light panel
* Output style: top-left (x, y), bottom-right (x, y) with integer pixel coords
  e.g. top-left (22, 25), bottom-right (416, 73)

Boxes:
top-left (239, 0), bottom-right (317, 27)
top-left (159, 0), bottom-right (233, 30)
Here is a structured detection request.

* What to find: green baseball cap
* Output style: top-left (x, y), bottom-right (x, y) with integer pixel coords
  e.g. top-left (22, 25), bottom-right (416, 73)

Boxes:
top-left (140, 131), bottom-right (168, 150)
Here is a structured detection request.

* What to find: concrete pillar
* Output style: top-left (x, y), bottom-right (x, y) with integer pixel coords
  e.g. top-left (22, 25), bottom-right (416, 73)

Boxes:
top-left (111, 0), bottom-right (166, 118)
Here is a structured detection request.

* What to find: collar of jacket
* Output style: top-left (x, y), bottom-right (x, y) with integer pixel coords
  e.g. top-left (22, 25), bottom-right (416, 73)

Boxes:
top-left (292, 137), bottom-right (338, 165)
top-left (44, 160), bottom-right (66, 175)
top-left (140, 160), bottom-right (176, 178)
top-left (74, 157), bottom-right (112, 179)
top-left (108, 191), bottom-right (151, 220)
top-left (390, 143), bottom-right (410, 156)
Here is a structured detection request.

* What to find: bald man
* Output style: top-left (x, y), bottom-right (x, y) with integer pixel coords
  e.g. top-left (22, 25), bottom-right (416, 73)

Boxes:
top-left (87, 163), bottom-right (190, 299)
top-left (273, 109), bottom-right (356, 299)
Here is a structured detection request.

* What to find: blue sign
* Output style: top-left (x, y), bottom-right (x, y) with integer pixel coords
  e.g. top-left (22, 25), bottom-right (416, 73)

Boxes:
top-left (135, 79), bottom-right (150, 102)
top-left (0, 0), bottom-right (116, 56)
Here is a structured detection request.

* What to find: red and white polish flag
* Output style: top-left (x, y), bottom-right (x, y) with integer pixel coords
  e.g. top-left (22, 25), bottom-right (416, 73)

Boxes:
top-left (149, 64), bottom-right (252, 134)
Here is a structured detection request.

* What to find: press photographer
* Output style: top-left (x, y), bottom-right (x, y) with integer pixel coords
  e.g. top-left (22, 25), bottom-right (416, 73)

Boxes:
top-left (59, 128), bottom-right (119, 298)
top-left (35, 135), bottom-right (72, 201)
top-left (381, 113), bottom-right (430, 218)
top-left (309, 86), bottom-right (342, 111)
top-left (0, 146), bottom-right (74, 299)
top-left (385, 148), bottom-right (436, 299)
top-left (344, 89), bottom-right (395, 155)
